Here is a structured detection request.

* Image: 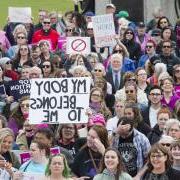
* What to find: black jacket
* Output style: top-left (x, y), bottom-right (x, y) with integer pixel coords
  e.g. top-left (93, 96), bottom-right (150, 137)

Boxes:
top-left (147, 124), bottom-right (162, 145)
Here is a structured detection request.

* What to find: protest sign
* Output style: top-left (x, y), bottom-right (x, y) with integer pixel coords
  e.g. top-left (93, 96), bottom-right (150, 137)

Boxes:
top-left (29, 77), bottom-right (91, 124)
top-left (22, 172), bottom-right (43, 180)
top-left (66, 37), bottom-right (91, 54)
top-left (50, 146), bottom-right (61, 155)
top-left (0, 84), bottom-right (6, 96)
top-left (8, 7), bottom-right (32, 23)
top-left (8, 79), bottom-right (30, 101)
top-left (92, 14), bottom-right (116, 47)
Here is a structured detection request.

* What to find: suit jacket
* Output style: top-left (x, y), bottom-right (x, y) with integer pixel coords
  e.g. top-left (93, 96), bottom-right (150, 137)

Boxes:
top-left (106, 71), bottom-right (124, 94)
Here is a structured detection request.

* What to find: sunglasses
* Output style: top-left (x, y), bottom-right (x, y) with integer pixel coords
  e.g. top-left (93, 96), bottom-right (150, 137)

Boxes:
top-left (87, 28), bottom-right (93, 30)
top-left (42, 65), bottom-right (51, 68)
top-left (43, 21), bottom-right (51, 24)
top-left (65, 29), bottom-right (73, 32)
top-left (17, 36), bottom-right (26, 39)
top-left (91, 93), bottom-right (101, 97)
top-left (94, 69), bottom-right (102, 72)
top-left (175, 69), bottom-right (180, 73)
top-left (163, 45), bottom-right (171, 48)
top-left (6, 61), bottom-right (12, 65)
top-left (126, 31), bottom-right (133, 35)
top-left (125, 90), bottom-right (135, 94)
top-left (160, 21), bottom-right (168, 24)
top-left (127, 78), bottom-right (136, 82)
top-left (146, 45), bottom-right (153, 48)
top-left (161, 143), bottom-right (171, 147)
top-left (20, 48), bottom-right (28, 51)
top-left (20, 104), bottom-right (29, 108)
top-left (114, 50), bottom-right (123, 53)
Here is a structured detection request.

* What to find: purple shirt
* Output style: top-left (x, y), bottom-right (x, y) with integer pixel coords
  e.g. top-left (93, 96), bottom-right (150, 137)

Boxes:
top-left (161, 94), bottom-right (179, 111)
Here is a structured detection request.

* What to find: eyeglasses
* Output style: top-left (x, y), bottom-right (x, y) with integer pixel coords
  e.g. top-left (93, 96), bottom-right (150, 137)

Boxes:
top-left (63, 126), bottom-right (75, 130)
top-left (125, 90), bottom-right (135, 94)
top-left (42, 65), bottom-right (51, 68)
top-left (162, 45), bottom-right (171, 48)
top-left (150, 154), bottom-right (165, 159)
top-left (175, 69), bottom-right (180, 73)
top-left (126, 31), bottom-right (133, 35)
top-left (114, 50), bottom-right (123, 53)
top-left (65, 29), bottom-right (73, 32)
top-left (127, 78), bottom-right (136, 82)
top-left (161, 143), bottom-right (171, 147)
top-left (43, 21), bottom-right (51, 24)
top-left (137, 73), bottom-right (147, 76)
top-left (150, 93), bottom-right (161, 96)
top-left (160, 21), bottom-right (168, 24)
top-left (91, 93), bottom-right (101, 97)
top-left (94, 69), bottom-right (102, 72)
top-left (152, 34), bottom-right (160, 37)
top-left (17, 36), bottom-right (26, 39)
top-left (20, 47), bottom-right (28, 51)
top-left (6, 61), bottom-right (12, 65)
top-left (146, 45), bottom-right (153, 49)
top-left (20, 104), bottom-right (29, 108)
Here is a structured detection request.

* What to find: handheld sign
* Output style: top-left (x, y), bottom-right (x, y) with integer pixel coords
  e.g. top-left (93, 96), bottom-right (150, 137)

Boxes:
top-left (29, 77), bottom-right (91, 124)
top-left (66, 37), bottom-right (91, 55)
top-left (8, 7), bottom-right (32, 23)
top-left (92, 14), bottom-right (116, 47)
top-left (8, 80), bottom-right (30, 101)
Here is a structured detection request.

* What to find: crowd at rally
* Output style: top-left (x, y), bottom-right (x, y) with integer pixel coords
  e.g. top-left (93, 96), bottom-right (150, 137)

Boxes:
top-left (0, 1), bottom-right (180, 180)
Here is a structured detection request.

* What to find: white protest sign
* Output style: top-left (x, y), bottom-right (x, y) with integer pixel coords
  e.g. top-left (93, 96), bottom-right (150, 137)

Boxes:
top-left (92, 14), bottom-right (116, 47)
top-left (8, 7), bottom-right (32, 23)
top-left (66, 37), bottom-right (91, 54)
top-left (22, 172), bottom-right (43, 180)
top-left (29, 77), bottom-right (91, 124)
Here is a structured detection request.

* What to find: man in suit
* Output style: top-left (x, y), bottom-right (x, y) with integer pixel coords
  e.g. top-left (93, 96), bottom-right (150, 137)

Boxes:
top-left (106, 53), bottom-right (124, 94)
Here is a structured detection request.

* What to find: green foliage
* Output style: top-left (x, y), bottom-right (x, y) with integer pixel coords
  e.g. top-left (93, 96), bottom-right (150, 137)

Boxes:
top-left (0, 0), bottom-right (73, 28)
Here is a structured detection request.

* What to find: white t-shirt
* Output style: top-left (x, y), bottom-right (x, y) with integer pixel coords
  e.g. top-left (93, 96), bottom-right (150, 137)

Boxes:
top-left (106, 116), bottom-right (119, 135)
top-left (149, 106), bottom-right (160, 128)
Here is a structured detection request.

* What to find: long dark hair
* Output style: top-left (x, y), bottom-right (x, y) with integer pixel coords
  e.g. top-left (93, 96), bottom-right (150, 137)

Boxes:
top-left (99, 147), bottom-right (126, 180)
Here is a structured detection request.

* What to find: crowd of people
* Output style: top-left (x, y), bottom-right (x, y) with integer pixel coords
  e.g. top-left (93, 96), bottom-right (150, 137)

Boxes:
top-left (0, 1), bottom-right (180, 180)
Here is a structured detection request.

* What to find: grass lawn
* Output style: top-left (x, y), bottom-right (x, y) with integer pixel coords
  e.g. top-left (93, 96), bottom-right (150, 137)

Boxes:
top-left (0, 0), bottom-right (74, 28)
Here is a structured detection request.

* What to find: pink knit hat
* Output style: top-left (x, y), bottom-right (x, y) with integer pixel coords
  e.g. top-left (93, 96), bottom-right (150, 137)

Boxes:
top-left (88, 113), bottom-right (106, 127)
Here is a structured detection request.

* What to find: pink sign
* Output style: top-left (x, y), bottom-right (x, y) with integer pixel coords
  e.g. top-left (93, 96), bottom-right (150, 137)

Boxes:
top-left (20, 152), bottom-right (31, 164)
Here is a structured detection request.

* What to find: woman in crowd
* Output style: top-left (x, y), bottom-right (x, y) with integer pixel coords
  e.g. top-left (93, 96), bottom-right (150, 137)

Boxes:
top-left (157, 16), bottom-right (171, 30)
top-left (12, 44), bottom-right (33, 74)
top-left (8, 96), bottom-right (30, 137)
top-left (141, 143), bottom-right (180, 180)
top-left (7, 26), bottom-right (28, 59)
top-left (159, 135), bottom-right (174, 150)
top-left (115, 72), bottom-right (148, 107)
top-left (121, 28), bottom-right (142, 68)
top-left (44, 154), bottom-right (73, 180)
top-left (135, 67), bottom-right (150, 95)
top-left (165, 119), bottom-right (180, 140)
top-left (138, 40), bottom-right (157, 68)
top-left (89, 87), bottom-right (112, 120)
top-left (41, 60), bottom-right (56, 78)
top-left (173, 64), bottom-right (180, 97)
top-left (93, 147), bottom-right (132, 180)
top-left (0, 128), bottom-right (20, 169)
top-left (161, 77), bottom-right (179, 111)
top-left (71, 125), bottom-right (109, 179)
top-left (87, 53), bottom-right (99, 70)
top-left (39, 40), bottom-right (54, 62)
top-left (56, 124), bottom-right (85, 158)
top-left (170, 140), bottom-right (180, 171)
top-left (69, 65), bottom-right (87, 77)
top-left (148, 107), bottom-right (172, 145)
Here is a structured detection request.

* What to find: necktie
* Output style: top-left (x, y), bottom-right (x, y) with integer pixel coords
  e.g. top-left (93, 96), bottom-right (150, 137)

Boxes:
top-left (115, 74), bottom-right (119, 91)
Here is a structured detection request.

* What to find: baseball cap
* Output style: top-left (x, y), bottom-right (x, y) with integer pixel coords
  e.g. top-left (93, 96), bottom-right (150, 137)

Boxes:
top-left (106, 3), bottom-right (116, 9)
top-left (116, 11), bottom-right (129, 18)
top-left (137, 22), bottom-right (145, 28)
top-left (85, 11), bottom-right (95, 17)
